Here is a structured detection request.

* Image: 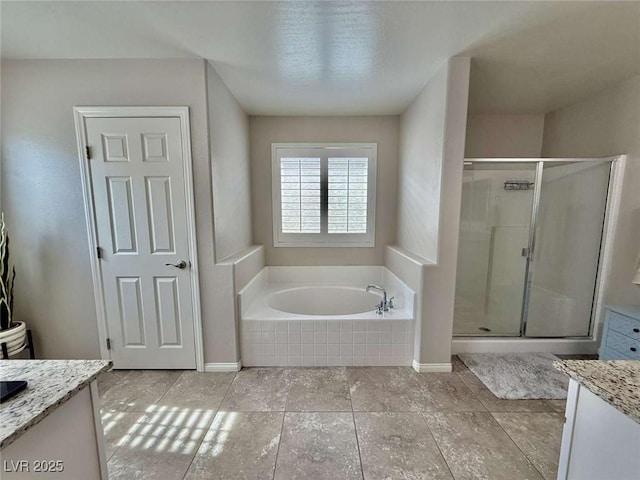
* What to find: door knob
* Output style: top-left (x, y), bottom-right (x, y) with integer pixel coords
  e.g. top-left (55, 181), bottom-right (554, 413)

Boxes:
top-left (165, 260), bottom-right (188, 269)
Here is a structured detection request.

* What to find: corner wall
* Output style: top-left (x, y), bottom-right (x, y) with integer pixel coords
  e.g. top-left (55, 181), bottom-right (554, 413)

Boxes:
top-left (396, 68), bottom-right (448, 263)
top-left (206, 63), bottom-right (252, 263)
top-left (542, 75), bottom-right (640, 308)
top-left (395, 57), bottom-right (471, 368)
top-left (465, 113), bottom-right (544, 158)
top-left (205, 63), bottom-right (254, 364)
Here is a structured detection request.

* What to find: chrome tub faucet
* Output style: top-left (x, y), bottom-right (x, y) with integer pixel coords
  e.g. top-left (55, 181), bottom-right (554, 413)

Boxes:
top-left (366, 284), bottom-right (389, 313)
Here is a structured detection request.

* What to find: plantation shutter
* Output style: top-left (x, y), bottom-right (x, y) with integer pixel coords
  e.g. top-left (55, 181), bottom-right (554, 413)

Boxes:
top-left (280, 158), bottom-right (321, 233)
top-left (328, 158), bottom-right (368, 233)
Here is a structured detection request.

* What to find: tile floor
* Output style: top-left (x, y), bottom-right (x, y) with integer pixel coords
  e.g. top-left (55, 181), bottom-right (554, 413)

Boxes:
top-left (99, 357), bottom-right (566, 480)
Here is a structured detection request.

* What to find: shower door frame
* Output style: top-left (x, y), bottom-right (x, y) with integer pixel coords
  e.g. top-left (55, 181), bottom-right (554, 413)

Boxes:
top-left (458, 155), bottom-right (625, 341)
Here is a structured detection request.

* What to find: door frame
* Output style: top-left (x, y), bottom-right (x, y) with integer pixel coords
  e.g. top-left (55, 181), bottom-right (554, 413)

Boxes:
top-left (73, 106), bottom-right (204, 371)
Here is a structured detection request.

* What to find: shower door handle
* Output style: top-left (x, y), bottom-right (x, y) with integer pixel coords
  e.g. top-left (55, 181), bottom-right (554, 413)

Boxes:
top-left (521, 248), bottom-right (530, 258)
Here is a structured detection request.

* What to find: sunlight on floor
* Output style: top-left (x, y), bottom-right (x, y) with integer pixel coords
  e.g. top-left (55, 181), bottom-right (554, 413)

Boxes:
top-left (104, 405), bottom-right (216, 455)
top-left (196, 411), bottom-right (238, 458)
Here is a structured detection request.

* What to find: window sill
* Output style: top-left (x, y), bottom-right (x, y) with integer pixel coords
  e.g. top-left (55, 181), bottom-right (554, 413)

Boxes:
top-left (273, 241), bottom-right (375, 248)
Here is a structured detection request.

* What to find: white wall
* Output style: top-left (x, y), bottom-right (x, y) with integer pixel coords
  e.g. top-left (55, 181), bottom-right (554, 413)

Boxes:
top-left (249, 115), bottom-right (399, 266)
top-left (206, 63), bottom-right (252, 262)
top-left (395, 58), bottom-right (471, 366)
top-left (465, 113), bottom-right (544, 158)
top-left (542, 75), bottom-right (640, 308)
top-left (0, 59), bottom-right (217, 361)
top-left (205, 63), bottom-right (253, 364)
top-left (396, 68), bottom-right (448, 263)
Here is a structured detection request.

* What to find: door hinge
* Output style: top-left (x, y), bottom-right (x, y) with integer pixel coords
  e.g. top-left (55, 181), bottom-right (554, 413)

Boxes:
top-left (106, 338), bottom-right (111, 350)
top-left (97, 246), bottom-right (103, 259)
top-left (85, 145), bottom-right (92, 160)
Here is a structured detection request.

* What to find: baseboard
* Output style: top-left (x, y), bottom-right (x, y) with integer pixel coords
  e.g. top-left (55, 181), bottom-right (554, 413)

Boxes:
top-left (204, 361), bottom-right (242, 372)
top-left (451, 338), bottom-right (599, 355)
top-left (412, 360), bottom-right (452, 373)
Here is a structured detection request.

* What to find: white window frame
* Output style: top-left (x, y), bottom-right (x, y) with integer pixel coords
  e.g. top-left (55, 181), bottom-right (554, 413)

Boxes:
top-left (272, 143), bottom-right (377, 247)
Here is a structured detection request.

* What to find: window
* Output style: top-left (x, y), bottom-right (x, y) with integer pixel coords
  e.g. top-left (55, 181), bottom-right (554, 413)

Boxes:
top-left (272, 143), bottom-right (377, 247)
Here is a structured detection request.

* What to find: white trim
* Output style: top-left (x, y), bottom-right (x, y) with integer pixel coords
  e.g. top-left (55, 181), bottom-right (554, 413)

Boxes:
top-left (589, 155), bottom-right (625, 343)
top-left (412, 360), bottom-right (452, 373)
top-left (204, 361), bottom-right (242, 372)
top-left (271, 143), bottom-right (377, 247)
top-left (89, 381), bottom-right (108, 480)
top-left (73, 106), bottom-right (205, 372)
top-left (557, 379), bottom-right (580, 480)
top-left (386, 245), bottom-right (435, 267)
top-left (451, 338), bottom-right (598, 355)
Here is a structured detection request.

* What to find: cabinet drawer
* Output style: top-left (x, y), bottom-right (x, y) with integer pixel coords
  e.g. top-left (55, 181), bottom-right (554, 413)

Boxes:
top-left (599, 347), bottom-right (633, 360)
top-left (605, 330), bottom-right (640, 359)
top-left (608, 311), bottom-right (640, 340)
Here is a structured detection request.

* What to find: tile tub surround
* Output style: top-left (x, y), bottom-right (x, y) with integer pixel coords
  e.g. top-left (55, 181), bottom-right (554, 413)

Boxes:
top-left (242, 318), bottom-right (414, 367)
top-left (554, 359), bottom-right (640, 423)
top-left (239, 266), bottom-right (416, 367)
top-left (0, 359), bottom-right (112, 448)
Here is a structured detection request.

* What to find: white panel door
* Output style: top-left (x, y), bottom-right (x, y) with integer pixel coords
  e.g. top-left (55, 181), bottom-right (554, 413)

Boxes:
top-left (86, 117), bottom-right (196, 369)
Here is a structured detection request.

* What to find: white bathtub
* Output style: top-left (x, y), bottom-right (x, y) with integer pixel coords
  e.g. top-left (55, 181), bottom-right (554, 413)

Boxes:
top-left (239, 266), bottom-right (415, 367)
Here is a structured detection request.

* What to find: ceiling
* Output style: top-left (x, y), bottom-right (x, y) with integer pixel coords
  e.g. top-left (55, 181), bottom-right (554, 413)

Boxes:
top-left (1, 1), bottom-right (638, 115)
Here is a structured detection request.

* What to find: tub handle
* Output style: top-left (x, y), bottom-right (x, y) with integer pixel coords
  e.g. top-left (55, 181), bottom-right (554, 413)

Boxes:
top-left (388, 297), bottom-right (395, 309)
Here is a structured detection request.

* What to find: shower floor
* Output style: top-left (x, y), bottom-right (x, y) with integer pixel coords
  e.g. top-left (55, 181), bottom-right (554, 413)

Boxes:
top-left (453, 297), bottom-right (521, 336)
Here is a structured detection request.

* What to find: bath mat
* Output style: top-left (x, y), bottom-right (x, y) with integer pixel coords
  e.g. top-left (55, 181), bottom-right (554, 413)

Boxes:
top-left (457, 352), bottom-right (568, 399)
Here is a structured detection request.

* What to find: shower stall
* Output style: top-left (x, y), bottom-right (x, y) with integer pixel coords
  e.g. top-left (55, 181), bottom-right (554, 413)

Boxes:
top-left (453, 157), bottom-right (622, 342)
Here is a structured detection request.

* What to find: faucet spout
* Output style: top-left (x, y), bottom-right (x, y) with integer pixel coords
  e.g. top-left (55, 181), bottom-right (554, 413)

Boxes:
top-left (366, 284), bottom-right (388, 311)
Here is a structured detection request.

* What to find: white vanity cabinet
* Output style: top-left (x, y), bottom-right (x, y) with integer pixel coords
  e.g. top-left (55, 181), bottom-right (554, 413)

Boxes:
top-left (1, 360), bottom-right (111, 479)
top-left (556, 362), bottom-right (640, 480)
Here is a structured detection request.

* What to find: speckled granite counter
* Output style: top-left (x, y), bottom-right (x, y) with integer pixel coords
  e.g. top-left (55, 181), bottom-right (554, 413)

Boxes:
top-left (554, 360), bottom-right (640, 424)
top-left (0, 359), bottom-right (112, 449)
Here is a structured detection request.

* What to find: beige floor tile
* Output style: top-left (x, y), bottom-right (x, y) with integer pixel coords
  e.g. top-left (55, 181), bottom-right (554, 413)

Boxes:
top-left (97, 367), bottom-right (570, 479)
top-left (492, 412), bottom-right (564, 480)
top-left (97, 370), bottom-right (131, 396)
top-left (274, 412), bottom-right (362, 480)
top-left (158, 371), bottom-right (236, 410)
top-left (107, 406), bottom-right (215, 479)
top-left (220, 368), bottom-right (291, 411)
top-left (286, 368), bottom-right (351, 411)
top-left (100, 410), bottom-right (149, 459)
top-left (355, 412), bottom-right (453, 480)
top-left (451, 355), bottom-right (469, 373)
top-left (100, 370), bottom-right (182, 412)
top-left (412, 373), bottom-right (486, 412)
top-left (347, 367), bottom-right (423, 411)
top-left (545, 399), bottom-right (567, 413)
top-left (457, 370), bottom-right (555, 413)
top-left (424, 411), bottom-right (544, 480)
top-left (184, 412), bottom-right (283, 480)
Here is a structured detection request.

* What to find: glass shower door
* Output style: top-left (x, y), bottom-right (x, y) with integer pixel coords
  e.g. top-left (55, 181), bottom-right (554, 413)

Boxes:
top-left (453, 162), bottom-right (537, 336)
top-left (524, 161), bottom-right (611, 337)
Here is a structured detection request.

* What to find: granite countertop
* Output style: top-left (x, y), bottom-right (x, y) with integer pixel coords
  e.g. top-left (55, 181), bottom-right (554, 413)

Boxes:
top-left (0, 359), bottom-right (112, 449)
top-left (554, 360), bottom-right (640, 424)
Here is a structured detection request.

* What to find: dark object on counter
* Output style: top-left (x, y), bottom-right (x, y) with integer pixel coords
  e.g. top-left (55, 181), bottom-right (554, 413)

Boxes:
top-left (0, 380), bottom-right (28, 403)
